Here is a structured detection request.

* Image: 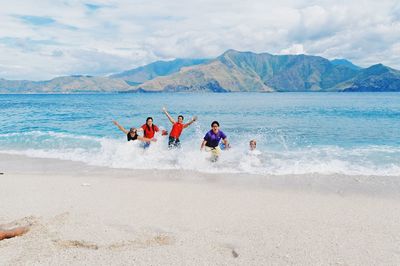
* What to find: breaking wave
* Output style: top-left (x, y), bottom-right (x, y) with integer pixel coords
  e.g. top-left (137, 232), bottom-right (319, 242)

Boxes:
top-left (1, 131), bottom-right (399, 176)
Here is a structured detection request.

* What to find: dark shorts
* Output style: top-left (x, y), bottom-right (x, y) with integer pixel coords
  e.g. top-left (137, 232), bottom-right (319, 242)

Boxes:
top-left (168, 136), bottom-right (181, 148)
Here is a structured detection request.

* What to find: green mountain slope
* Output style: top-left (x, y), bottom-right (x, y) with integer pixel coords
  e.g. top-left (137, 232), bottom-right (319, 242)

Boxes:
top-left (110, 58), bottom-right (209, 84)
top-left (136, 50), bottom-right (361, 92)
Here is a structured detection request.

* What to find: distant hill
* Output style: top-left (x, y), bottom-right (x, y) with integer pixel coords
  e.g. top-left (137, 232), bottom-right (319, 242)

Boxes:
top-left (330, 59), bottom-right (361, 70)
top-left (136, 50), bottom-right (363, 92)
top-left (1, 50), bottom-right (399, 93)
top-left (109, 58), bottom-right (209, 84)
top-left (334, 64), bottom-right (400, 92)
top-left (0, 76), bottom-right (132, 93)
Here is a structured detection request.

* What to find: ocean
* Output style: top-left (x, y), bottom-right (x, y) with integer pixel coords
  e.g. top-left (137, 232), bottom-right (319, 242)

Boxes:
top-left (0, 92), bottom-right (399, 176)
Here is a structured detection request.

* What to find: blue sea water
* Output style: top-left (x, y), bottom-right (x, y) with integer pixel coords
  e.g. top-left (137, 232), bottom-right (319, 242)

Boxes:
top-left (0, 92), bottom-right (399, 176)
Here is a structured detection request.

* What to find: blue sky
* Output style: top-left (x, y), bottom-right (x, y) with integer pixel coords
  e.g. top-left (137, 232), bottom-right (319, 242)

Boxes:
top-left (0, 0), bottom-right (399, 80)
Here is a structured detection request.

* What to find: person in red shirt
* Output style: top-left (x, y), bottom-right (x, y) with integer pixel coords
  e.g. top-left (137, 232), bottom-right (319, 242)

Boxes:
top-left (163, 107), bottom-right (197, 148)
top-left (112, 120), bottom-right (157, 143)
top-left (137, 117), bottom-right (161, 148)
top-left (139, 117), bottom-right (159, 138)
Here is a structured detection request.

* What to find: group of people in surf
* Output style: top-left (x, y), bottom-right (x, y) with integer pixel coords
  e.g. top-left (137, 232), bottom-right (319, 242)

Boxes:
top-left (113, 107), bottom-right (257, 161)
top-left (113, 107), bottom-right (198, 148)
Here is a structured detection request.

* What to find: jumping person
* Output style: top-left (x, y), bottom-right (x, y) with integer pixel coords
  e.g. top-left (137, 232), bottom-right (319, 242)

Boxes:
top-left (137, 117), bottom-right (159, 138)
top-left (136, 117), bottom-right (161, 148)
top-left (113, 120), bottom-right (156, 143)
top-left (200, 121), bottom-right (230, 162)
top-left (162, 107), bottom-right (197, 148)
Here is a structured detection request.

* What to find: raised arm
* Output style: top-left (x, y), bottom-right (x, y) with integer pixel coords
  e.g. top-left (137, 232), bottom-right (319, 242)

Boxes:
top-left (184, 116), bottom-right (197, 128)
top-left (162, 107), bottom-right (175, 124)
top-left (113, 120), bottom-right (129, 134)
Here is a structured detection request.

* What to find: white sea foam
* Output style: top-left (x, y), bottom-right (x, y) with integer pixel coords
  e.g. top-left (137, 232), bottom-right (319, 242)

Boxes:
top-left (0, 131), bottom-right (399, 176)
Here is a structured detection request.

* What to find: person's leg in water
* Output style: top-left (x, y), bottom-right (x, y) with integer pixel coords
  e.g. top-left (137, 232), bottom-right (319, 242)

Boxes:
top-left (142, 141), bottom-right (151, 149)
top-left (211, 147), bottom-right (220, 162)
top-left (175, 138), bottom-right (181, 148)
top-left (205, 146), bottom-right (221, 162)
top-left (168, 137), bottom-right (181, 149)
top-left (168, 136), bottom-right (174, 148)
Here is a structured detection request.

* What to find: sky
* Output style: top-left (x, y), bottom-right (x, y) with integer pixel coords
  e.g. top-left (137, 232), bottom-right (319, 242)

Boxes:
top-left (0, 0), bottom-right (399, 80)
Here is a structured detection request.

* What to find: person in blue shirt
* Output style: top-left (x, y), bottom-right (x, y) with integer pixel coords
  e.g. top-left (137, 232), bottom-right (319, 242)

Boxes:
top-left (200, 121), bottom-right (230, 161)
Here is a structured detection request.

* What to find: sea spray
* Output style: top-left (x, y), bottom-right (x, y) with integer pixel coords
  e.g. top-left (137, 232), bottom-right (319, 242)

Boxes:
top-left (0, 131), bottom-right (399, 176)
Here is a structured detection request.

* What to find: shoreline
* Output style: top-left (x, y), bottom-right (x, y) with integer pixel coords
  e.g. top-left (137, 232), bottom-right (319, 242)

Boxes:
top-left (1, 153), bottom-right (400, 197)
top-left (1, 153), bottom-right (400, 265)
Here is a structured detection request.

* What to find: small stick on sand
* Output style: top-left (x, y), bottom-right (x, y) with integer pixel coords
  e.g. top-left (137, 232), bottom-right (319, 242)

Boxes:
top-left (0, 226), bottom-right (29, 241)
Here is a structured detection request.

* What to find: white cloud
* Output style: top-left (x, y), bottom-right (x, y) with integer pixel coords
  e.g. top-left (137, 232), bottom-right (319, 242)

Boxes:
top-left (280, 44), bottom-right (306, 55)
top-left (0, 0), bottom-right (399, 80)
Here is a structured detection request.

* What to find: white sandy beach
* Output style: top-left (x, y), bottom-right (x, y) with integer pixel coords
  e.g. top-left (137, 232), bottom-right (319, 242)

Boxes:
top-left (1, 153), bottom-right (400, 265)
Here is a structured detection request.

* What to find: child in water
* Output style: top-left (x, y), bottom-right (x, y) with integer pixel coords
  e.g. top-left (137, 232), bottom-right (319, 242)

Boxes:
top-left (242, 139), bottom-right (262, 168)
top-left (248, 139), bottom-right (261, 155)
top-left (249, 139), bottom-right (257, 151)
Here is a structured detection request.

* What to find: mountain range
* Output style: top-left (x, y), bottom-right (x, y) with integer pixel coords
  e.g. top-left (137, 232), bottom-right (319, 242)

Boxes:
top-left (1, 50), bottom-right (399, 93)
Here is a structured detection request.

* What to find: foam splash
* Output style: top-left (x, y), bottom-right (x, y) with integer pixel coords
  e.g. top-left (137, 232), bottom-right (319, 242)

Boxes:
top-left (0, 131), bottom-right (399, 176)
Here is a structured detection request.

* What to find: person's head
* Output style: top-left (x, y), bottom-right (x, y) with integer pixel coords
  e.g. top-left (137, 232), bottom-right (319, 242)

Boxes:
top-left (129, 127), bottom-right (137, 136)
top-left (249, 139), bottom-right (257, 150)
top-left (146, 117), bottom-right (153, 126)
top-left (178, 115), bottom-right (184, 123)
top-left (211, 121), bottom-right (220, 133)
